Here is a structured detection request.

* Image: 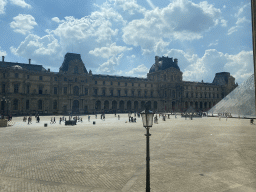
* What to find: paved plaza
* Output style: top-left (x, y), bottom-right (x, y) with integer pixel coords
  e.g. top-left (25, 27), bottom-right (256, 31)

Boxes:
top-left (0, 114), bottom-right (256, 192)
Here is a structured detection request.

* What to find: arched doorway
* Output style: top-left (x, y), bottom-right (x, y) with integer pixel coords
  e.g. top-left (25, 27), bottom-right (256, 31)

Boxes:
top-left (134, 101), bottom-right (138, 111)
top-left (95, 100), bottom-right (101, 111)
top-left (147, 101), bottom-right (151, 109)
top-left (204, 102), bottom-right (207, 109)
top-left (73, 100), bottom-right (79, 113)
top-left (195, 102), bottom-right (198, 109)
top-left (112, 100), bottom-right (117, 110)
top-left (104, 100), bottom-right (109, 110)
top-left (185, 102), bottom-right (188, 109)
top-left (154, 101), bottom-right (157, 110)
top-left (127, 101), bottom-right (131, 111)
top-left (119, 100), bottom-right (124, 111)
top-left (141, 101), bottom-right (145, 110)
top-left (172, 101), bottom-right (176, 110)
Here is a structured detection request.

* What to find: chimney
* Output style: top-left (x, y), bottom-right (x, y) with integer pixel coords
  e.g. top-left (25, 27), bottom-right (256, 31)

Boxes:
top-left (2, 56), bottom-right (4, 62)
top-left (174, 58), bottom-right (178, 65)
top-left (48, 68), bottom-right (50, 72)
top-left (29, 59), bottom-right (31, 64)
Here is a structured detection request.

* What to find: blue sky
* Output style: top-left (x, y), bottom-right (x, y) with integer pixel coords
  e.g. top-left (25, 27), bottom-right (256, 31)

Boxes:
top-left (0, 0), bottom-right (253, 84)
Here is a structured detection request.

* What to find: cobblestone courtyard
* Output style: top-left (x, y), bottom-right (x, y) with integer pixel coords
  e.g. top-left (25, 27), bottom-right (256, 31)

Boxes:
top-left (0, 114), bottom-right (256, 192)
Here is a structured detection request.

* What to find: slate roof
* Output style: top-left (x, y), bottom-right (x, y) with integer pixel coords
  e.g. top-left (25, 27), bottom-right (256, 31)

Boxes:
top-left (59, 53), bottom-right (88, 73)
top-left (149, 56), bottom-right (180, 73)
top-left (0, 61), bottom-right (46, 72)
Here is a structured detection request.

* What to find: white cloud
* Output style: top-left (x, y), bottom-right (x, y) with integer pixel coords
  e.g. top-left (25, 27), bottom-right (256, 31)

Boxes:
top-left (10, 14), bottom-right (37, 35)
top-left (0, 0), bottom-right (7, 14)
top-left (97, 54), bottom-right (123, 74)
top-left (125, 64), bottom-right (148, 77)
top-left (227, 26), bottom-right (239, 35)
top-left (50, 6), bottom-right (124, 43)
top-left (228, 3), bottom-right (250, 35)
top-left (163, 49), bottom-right (252, 84)
top-left (108, 0), bottom-right (146, 15)
top-left (10, 34), bottom-right (62, 68)
top-left (0, 46), bottom-right (7, 56)
top-left (122, 0), bottom-right (221, 53)
top-left (235, 3), bottom-right (250, 17)
top-left (236, 16), bottom-right (249, 25)
top-left (208, 40), bottom-right (219, 47)
top-left (220, 19), bottom-right (227, 27)
top-left (89, 42), bottom-right (132, 58)
top-left (10, 0), bottom-right (31, 8)
top-left (51, 17), bottom-right (64, 23)
top-left (224, 50), bottom-right (253, 83)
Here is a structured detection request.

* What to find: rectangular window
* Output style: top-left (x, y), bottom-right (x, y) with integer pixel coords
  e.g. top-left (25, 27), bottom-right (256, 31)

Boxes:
top-left (27, 85), bottom-right (30, 94)
top-left (64, 87), bottom-right (67, 94)
top-left (39, 86), bottom-right (43, 94)
top-left (111, 81), bottom-right (113, 85)
top-left (125, 90), bottom-right (127, 96)
top-left (102, 89), bottom-right (105, 96)
top-left (95, 81), bottom-right (97, 85)
top-left (2, 84), bottom-right (5, 93)
top-left (15, 73), bottom-right (18, 78)
top-left (103, 81), bottom-right (105, 85)
top-left (151, 91), bottom-right (153, 97)
top-left (132, 83), bottom-right (134, 86)
top-left (64, 77), bottom-right (67, 81)
top-left (118, 82), bottom-right (120, 86)
top-left (54, 87), bottom-right (57, 94)
top-left (26, 100), bottom-right (29, 110)
top-left (138, 91), bottom-right (141, 97)
top-left (110, 90), bottom-right (113, 96)
top-left (118, 90), bottom-right (120, 96)
top-left (125, 82), bottom-right (127, 86)
top-left (94, 89), bottom-right (97, 95)
top-left (3, 73), bottom-right (5, 78)
top-left (14, 84), bottom-right (19, 93)
top-left (39, 76), bottom-right (43, 80)
top-left (54, 77), bottom-right (57, 81)
top-left (27, 75), bottom-right (29, 79)
top-left (145, 84), bottom-right (147, 87)
top-left (132, 90), bottom-right (134, 97)
top-left (84, 88), bottom-right (88, 95)
top-left (145, 91), bottom-right (147, 97)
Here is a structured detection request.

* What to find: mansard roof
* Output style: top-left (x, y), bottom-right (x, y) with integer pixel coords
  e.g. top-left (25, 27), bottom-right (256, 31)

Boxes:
top-left (59, 53), bottom-right (88, 74)
top-left (0, 61), bottom-right (46, 72)
top-left (149, 56), bottom-right (180, 73)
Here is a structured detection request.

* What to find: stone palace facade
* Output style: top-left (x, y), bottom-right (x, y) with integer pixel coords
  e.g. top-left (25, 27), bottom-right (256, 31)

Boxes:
top-left (0, 53), bottom-right (237, 115)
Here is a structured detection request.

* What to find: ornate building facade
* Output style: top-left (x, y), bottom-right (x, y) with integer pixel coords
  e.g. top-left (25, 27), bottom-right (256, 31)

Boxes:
top-left (0, 53), bottom-right (237, 115)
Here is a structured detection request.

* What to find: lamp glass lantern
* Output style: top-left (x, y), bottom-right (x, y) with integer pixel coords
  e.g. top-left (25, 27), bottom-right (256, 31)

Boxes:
top-left (141, 110), bottom-right (154, 127)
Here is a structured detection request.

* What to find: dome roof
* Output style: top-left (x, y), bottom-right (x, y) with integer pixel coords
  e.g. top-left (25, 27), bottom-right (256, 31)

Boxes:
top-left (149, 56), bottom-right (180, 73)
top-left (12, 65), bottom-right (23, 70)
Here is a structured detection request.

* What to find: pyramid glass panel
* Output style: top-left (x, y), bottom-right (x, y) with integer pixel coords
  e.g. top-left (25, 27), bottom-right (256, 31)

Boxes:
top-left (208, 74), bottom-right (255, 117)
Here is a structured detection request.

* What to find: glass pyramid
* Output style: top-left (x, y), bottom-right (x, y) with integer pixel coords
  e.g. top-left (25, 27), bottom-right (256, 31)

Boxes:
top-left (208, 74), bottom-right (255, 117)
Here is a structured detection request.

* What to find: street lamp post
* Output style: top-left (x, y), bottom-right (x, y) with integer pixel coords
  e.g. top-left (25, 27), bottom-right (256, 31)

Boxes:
top-left (141, 104), bottom-right (154, 192)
